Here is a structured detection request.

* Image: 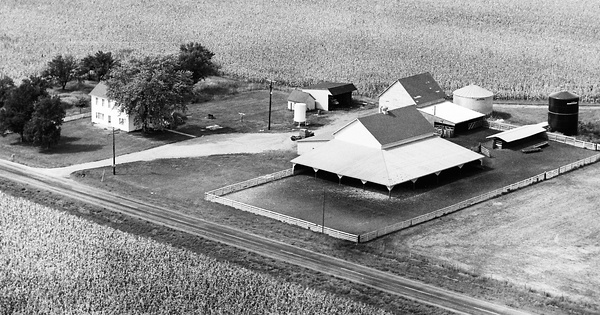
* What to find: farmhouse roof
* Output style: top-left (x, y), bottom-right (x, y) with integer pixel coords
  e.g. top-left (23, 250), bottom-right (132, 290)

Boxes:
top-left (287, 90), bottom-right (315, 103)
top-left (418, 101), bottom-right (486, 125)
top-left (89, 82), bottom-right (109, 98)
top-left (304, 82), bottom-right (357, 95)
top-left (383, 72), bottom-right (445, 107)
top-left (486, 122), bottom-right (548, 143)
top-left (291, 137), bottom-right (483, 187)
top-left (352, 106), bottom-right (435, 147)
top-left (453, 84), bottom-right (494, 98)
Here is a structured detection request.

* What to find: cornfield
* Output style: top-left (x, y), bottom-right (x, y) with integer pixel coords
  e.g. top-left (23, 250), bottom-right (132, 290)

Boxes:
top-left (1, 0), bottom-right (600, 102)
top-left (0, 191), bottom-right (392, 314)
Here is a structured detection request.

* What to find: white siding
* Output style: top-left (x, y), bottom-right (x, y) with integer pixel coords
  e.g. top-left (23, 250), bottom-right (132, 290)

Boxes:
top-left (378, 81), bottom-right (415, 110)
top-left (90, 96), bottom-right (138, 132)
top-left (334, 120), bottom-right (380, 148)
top-left (302, 89), bottom-right (331, 111)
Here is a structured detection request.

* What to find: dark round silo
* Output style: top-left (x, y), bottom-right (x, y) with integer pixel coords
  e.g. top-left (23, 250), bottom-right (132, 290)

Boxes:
top-left (548, 91), bottom-right (579, 135)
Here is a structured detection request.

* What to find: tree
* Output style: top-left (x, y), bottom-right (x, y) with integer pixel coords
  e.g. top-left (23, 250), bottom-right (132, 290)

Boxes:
top-left (43, 54), bottom-right (78, 90)
top-left (106, 55), bottom-right (194, 132)
top-left (177, 42), bottom-right (218, 83)
top-left (0, 76), bottom-right (15, 108)
top-left (0, 77), bottom-right (49, 141)
top-left (79, 51), bottom-right (119, 81)
top-left (23, 96), bottom-right (66, 149)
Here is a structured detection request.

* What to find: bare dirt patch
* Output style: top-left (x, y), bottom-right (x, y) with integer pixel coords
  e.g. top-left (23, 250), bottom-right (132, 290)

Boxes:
top-left (391, 163), bottom-right (600, 308)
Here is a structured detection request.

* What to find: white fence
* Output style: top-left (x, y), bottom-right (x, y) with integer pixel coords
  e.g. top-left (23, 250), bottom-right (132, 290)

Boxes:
top-left (63, 112), bottom-right (91, 122)
top-left (205, 168), bottom-right (359, 243)
top-left (360, 153), bottom-right (600, 242)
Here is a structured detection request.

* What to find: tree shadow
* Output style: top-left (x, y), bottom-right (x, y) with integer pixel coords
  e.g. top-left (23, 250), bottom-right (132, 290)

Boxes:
top-left (40, 136), bottom-right (104, 154)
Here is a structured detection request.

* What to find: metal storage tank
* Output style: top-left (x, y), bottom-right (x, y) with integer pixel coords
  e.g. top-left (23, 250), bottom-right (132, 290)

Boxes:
top-left (548, 91), bottom-right (579, 135)
top-left (453, 85), bottom-right (494, 115)
top-left (294, 103), bottom-right (307, 125)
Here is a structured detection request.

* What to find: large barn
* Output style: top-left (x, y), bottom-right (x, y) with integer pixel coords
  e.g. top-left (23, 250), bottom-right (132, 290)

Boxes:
top-left (378, 73), bottom-right (485, 134)
top-left (291, 106), bottom-right (484, 193)
top-left (302, 82), bottom-right (357, 111)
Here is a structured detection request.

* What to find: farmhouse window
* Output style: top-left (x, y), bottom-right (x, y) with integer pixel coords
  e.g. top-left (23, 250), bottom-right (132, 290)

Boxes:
top-left (102, 99), bottom-right (105, 107)
top-left (108, 115), bottom-right (111, 123)
top-left (96, 112), bottom-right (104, 120)
top-left (119, 118), bottom-right (125, 125)
top-left (95, 97), bottom-right (98, 106)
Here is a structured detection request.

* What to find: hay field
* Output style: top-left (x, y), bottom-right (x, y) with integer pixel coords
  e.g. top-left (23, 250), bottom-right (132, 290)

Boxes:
top-left (2, 0), bottom-right (600, 101)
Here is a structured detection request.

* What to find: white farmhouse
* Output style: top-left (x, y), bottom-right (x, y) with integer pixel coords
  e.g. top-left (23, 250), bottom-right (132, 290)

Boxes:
top-left (88, 82), bottom-right (138, 132)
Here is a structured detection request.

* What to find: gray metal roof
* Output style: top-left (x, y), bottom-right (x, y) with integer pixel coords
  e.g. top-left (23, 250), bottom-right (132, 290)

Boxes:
top-left (304, 82), bottom-right (357, 95)
top-left (356, 106), bottom-right (435, 147)
top-left (287, 90), bottom-right (314, 103)
top-left (397, 72), bottom-right (446, 107)
top-left (89, 81), bottom-right (108, 98)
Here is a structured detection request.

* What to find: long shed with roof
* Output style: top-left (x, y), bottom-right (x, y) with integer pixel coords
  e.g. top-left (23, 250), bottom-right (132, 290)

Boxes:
top-left (291, 106), bottom-right (484, 193)
top-left (302, 82), bottom-right (357, 111)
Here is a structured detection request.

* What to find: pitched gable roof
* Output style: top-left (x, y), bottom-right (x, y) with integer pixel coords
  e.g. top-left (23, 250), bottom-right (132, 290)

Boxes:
top-left (288, 90), bottom-right (315, 103)
top-left (355, 106), bottom-right (435, 147)
top-left (397, 72), bottom-right (445, 107)
top-left (89, 81), bottom-right (109, 98)
top-left (304, 82), bottom-right (357, 95)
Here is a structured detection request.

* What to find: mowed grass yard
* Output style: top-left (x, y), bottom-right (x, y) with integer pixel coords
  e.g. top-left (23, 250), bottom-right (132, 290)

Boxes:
top-left (225, 128), bottom-right (598, 234)
top-left (0, 78), bottom-right (340, 168)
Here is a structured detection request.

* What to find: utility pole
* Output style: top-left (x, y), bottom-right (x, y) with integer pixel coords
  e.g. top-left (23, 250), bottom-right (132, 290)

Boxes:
top-left (267, 79), bottom-right (276, 130)
top-left (112, 127), bottom-right (116, 175)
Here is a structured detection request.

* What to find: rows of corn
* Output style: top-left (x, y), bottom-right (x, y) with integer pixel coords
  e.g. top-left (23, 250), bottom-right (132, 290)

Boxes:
top-left (1, 0), bottom-right (599, 102)
top-left (0, 191), bottom-right (393, 314)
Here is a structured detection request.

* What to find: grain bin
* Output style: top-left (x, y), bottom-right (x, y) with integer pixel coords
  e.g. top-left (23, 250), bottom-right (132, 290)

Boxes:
top-left (294, 103), bottom-right (307, 125)
top-left (453, 85), bottom-right (494, 115)
top-left (548, 91), bottom-right (579, 135)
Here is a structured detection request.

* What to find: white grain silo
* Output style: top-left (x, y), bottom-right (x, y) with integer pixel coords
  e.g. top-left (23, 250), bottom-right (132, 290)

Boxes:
top-left (294, 103), bottom-right (307, 125)
top-left (453, 85), bottom-right (494, 115)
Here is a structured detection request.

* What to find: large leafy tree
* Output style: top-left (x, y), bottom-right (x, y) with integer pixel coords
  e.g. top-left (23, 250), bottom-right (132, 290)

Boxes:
top-left (23, 96), bottom-right (66, 149)
top-left (79, 51), bottom-right (119, 81)
top-left (106, 55), bottom-right (194, 132)
top-left (0, 76), bottom-right (15, 108)
top-left (0, 77), bottom-right (49, 141)
top-left (177, 42), bottom-right (218, 83)
top-left (43, 54), bottom-right (78, 90)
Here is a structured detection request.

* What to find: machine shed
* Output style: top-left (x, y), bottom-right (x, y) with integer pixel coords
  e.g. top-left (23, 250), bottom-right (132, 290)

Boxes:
top-left (302, 82), bottom-right (357, 111)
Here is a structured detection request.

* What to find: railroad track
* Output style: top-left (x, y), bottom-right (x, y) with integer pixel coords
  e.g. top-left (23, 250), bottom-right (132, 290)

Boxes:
top-left (0, 159), bottom-right (531, 315)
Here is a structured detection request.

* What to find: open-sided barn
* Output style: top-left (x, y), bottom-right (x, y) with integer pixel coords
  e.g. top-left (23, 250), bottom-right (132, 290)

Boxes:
top-left (302, 82), bottom-right (357, 111)
top-left (487, 122), bottom-right (548, 149)
top-left (291, 106), bottom-right (484, 193)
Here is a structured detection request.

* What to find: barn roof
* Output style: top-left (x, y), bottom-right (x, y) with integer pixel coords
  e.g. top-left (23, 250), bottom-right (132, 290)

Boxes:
top-left (418, 101), bottom-right (485, 125)
top-left (291, 137), bottom-right (483, 187)
top-left (486, 122), bottom-right (548, 143)
top-left (453, 84), bottom-right (494, 98)
top-left (353, 106), bottom-right (435, 147)
top-left (397, 72), bottom-right (446, 107)
top-left (89, 81), bottom-right (108, 98)
top-left (288, 90), bottom-right (315, 103)
top-left (304, 82), bottom-right (357, 95)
